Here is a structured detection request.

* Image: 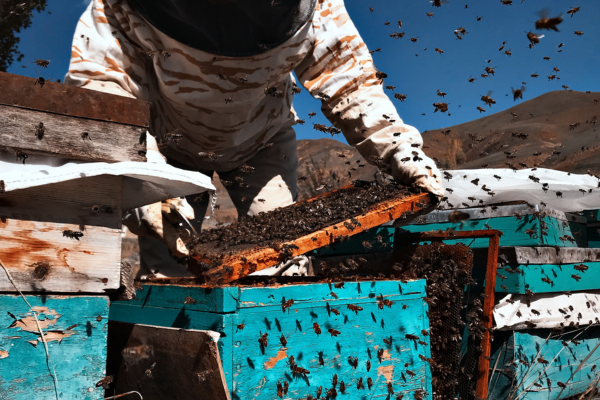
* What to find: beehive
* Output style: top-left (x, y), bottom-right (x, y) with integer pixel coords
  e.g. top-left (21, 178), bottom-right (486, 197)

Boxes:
top-left (400, 204), bottom-right (587, 248)
top-left (0, 295), bottom-right (109, 399)
top-left (488, 329), bottom-right (600, 400)
top-left (486, 247), bottom-right (600, 294)
top-left (0, 71), bottom-right (149, 293)
top-left (109, 279), bottom-right (433, 399)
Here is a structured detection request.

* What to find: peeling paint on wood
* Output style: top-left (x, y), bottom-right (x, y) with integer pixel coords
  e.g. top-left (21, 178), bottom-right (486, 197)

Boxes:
top-left (0, 295), bottom-right (109, 399)
top-left (110, 280), bottom-right (433, 399)
top-left (489, 329), bottom-right (600, 400)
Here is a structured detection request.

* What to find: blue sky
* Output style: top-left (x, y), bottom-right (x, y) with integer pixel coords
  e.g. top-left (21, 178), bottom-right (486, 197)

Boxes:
top-left (8, 0), bottom-right (600, 143)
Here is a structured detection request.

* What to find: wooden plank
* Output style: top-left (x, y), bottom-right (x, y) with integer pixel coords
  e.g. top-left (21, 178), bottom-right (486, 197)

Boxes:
top-left (106, 322), bottom-right (230, 400)
top-left (0, 71), bottom-right (150, 127)
top-left (0, 294), bottom-right (109, 399)
top-left (476, 235), bottom-right (500, 400)
top-left (119, 284), bottom-right (241, 313)
top-left (237, 279), bottom-right (425, 309)
top-left (0, 220), bottom-right (121, 293)
top-left (497, 247), bottom-right (600, 265)
top-left (195, 192), bottom-right (432, 285)
top-left (0, 104), bottom-right (146, 162)
top-left (0, 175), bottom-right (123, 228)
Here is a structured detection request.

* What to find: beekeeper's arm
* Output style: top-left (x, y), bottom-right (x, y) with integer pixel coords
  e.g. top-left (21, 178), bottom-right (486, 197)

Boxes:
top-left (64, 0), bottom-right (194, 257)
top-left (295, 0), bottom-right (443, 197)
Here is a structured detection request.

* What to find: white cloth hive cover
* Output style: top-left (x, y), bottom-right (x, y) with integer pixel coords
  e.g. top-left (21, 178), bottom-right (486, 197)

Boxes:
top-left (494, 291), bottom-right (600, 331)
top-left (442, 168), bottom-right (600, 212)
top-left (0, 157), bottom-right (214, 210)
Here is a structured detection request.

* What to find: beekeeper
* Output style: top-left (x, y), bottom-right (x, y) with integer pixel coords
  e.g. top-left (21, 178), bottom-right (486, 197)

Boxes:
top-left (65, 0), bottom-right (443, 277)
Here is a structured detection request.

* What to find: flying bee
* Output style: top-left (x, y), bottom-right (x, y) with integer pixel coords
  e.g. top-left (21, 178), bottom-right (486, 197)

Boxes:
top-left (481, 91), bottom-right (496, 107)
top-left (526, 31), bottom-right (544, 46)
top-left (390, 32), bottom-right (405, 39)
top-left (63, 230), bottom-right (84, 240)
top-left (574, 30), bottom-right (584, 36)
top-left (198, 151), bottom-right (223, 163)
top-left (95, 375), bottom-right (114, 389)
top-left (410, 37), bottom-right (418, 43)
top-left (512, 86), bottom-right (525, 101)
top-left (535, 9), bottom-right (563, 31)
top-left (433, 102), bottom-right (449, 113)
top-left (477, 106), bottom-right (486, 113)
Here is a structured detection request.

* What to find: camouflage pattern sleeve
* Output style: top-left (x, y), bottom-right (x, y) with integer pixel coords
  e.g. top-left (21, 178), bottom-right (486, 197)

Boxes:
top-left (294, 0), bottom-right (424, 168)
top-left (63, 0), bottom-right (149, 100)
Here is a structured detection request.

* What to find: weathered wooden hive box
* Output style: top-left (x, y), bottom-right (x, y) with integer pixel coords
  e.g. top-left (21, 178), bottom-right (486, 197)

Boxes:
top-left (0, 72), bottom-right (148, 293)
top-left (400, 204), bottom-right (587, 248)
top-left (0, 71), bottom-right (149, 399)
top-left (109, 279), bottom-right (433, 399)
top-left (489, 329), bottom-right (600, 400)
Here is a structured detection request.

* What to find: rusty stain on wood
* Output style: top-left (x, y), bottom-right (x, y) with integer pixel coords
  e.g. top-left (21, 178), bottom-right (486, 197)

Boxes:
top-left (263, 349), bottom-right (288, 370)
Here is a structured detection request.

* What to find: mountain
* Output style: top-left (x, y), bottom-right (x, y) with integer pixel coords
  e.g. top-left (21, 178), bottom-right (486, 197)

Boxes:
top-left (208, 90), bottom-right (600, 225)
top-left (421, 90), bottom-right (600, 174)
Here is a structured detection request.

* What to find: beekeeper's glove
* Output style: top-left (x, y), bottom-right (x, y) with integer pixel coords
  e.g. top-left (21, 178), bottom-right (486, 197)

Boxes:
top-left (123, 133), bottom-right (196, 257)
top-left (389, 143), bottom-right (444, 198)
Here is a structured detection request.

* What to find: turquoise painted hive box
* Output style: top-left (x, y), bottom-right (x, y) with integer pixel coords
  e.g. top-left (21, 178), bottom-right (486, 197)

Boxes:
top-left (0, 295), bottom-right (109, 399)
top-left (488, 328), bottom-right (600, 400)
top-left (491, 247), bottom-right (600, 294)
top-left (109, 279), bottom-right (432, 399)
top-left (399, 204), bottom-right (587, 249)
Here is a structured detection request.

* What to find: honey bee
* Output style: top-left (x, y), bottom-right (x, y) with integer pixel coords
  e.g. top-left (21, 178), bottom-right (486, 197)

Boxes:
top-left (15, 150), bottom-right (28, 164)
top-left (477, 106), bottom-right (486, 113)
top-left (390, 32), bottom-right (405, 39)
top-left (328, 328), bottom-right (340, 337)
top-left (574, 30), bottom-right (584, 36)
top-left (367, 377), bottom-right (373, 389)
top-left (512, 86), bottom-right (525, 101)
top-left (308, 111), bottom-right (317, 118)
top-left (387, 381), bottom-right (394, 394)
top-left (258, 332), bottom-right (268, 348)
top-left (535, 10), bottom-right (563, 31)
top-left (282, 299), bottom-right (295, 312)
top-left (145, 50), bottom-right (171, 61)
top-left (348, 356), bottom-right (358, 368)
top-left (184, 296), bottom-right (197, 305)
top-left (347, 304), bottom-right (363, 314)
top-left (121, 344), bottom-right (153, 360)
top-left (433, 102), bottom-right (449, 113)
top-left (63, 230), bottom-right (84, 240)
top-left (574, 264), bottom-right (588, 272)
top-left (366, 360), bottom-right (371, 372)
top-left (330, 292), bottom-right (338, 299)
top-left (481, 91), bottom-right (496, 107)
top-left (406, 369), bottom-right (416, 377)
top-left (571, 274), bottom-right (581, 282)
top-left (95, 375), bottom-right (114, 389)
top-left (313, 323), bottom-right (322, 335)
top-left (197, 152), bottom-right (223, 163)
top-left (526, 31), bottom-right (544, 47)
top-left (236, 323), bottom-right (245, 332)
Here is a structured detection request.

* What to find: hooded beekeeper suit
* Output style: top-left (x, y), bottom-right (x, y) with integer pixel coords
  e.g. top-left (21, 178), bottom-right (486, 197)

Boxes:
top-left (65, 0), bottom-right (444, 277)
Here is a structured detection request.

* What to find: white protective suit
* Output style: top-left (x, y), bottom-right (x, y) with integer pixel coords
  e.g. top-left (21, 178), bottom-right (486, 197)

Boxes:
top-left (65, 0), bottom-right (443, 277)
